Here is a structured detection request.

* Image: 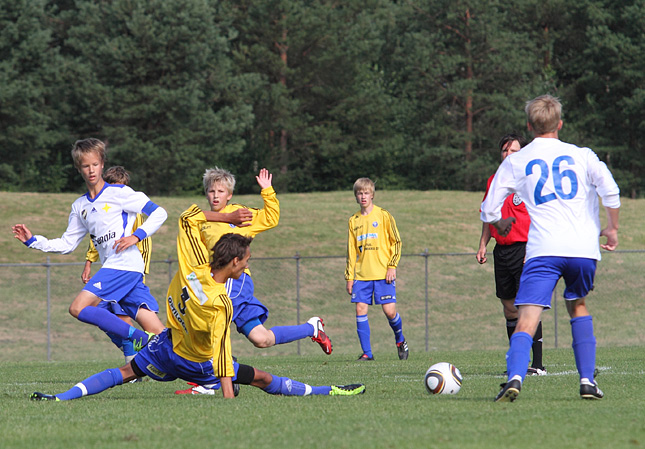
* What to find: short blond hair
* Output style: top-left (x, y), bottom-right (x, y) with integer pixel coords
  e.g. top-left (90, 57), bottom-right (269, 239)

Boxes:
top-left (203, 167), bottom-right (235, 195)
top-left (71, 138), bottom-right (106, 169)
top-left (353, 177), bottom-right (375, 196)
top-left (525, 95), bottom-right (562, 135)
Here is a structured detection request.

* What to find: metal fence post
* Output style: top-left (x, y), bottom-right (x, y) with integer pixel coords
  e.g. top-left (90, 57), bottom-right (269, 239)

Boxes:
top-left (423, 248), bottom-right (429, 352)
top-left (295, 252), bottom-right (301, 356)
top-left (46, 256), bottom-right (52, 362)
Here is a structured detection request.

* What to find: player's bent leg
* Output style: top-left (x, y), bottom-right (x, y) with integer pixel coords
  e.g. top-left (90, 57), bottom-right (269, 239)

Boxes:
top-left (135, 307), bottom-right (165, 335)
top-left (68, 290), bottom-right (101, 318)
top-left (247, 325), bottom-right (276, 348)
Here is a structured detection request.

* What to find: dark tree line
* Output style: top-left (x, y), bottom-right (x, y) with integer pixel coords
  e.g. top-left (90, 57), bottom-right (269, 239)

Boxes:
top-left (1, 0), bottom-right (644, 196)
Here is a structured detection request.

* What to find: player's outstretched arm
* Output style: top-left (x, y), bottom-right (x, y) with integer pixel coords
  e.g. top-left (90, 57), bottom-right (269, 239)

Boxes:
top-left (203, 209), bottom-right (252, 227)
top-left (12, 224), bottom-right (32, 243)
top-left (256, 168), bottom-right (272, 190)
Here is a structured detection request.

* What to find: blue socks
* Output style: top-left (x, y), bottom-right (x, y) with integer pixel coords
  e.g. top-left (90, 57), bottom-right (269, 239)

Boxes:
top-left (388, 313), bottom-right (404, 344)
top-left (356, 314), bottom-right (372, 357)
top-left (270, 323), bottom-right (314, 345)
top-left (506, 331), bottom-right (533, 381)
top-left (262, 376), bottom-right (331, 396)
top-left (56, 368), bottom-right (123, 401)
top-left (571, 315), bottom-right (596, 381)
top-left (77, 306), bottom-right (148, 343)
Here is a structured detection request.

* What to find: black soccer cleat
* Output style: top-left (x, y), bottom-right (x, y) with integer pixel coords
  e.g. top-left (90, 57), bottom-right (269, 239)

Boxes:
top-left (357, 353), bottom-right (374, 361)
top-left (580, 381), bottom-right (604, 400)
top-left (494, 379), bottom-right (521, 402)
top-left (396, 340), bottom-right (409, 360)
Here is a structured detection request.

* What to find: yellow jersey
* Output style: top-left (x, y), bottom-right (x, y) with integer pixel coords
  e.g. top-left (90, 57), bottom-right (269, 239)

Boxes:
top-left (166, 205), bottom-right (234, 378)
top-left (200, 186), bottom-right (279, 276)
top-left (86, 214), bottom-right (152, 280)
top-left (345, 205), bottom-right (402, 281)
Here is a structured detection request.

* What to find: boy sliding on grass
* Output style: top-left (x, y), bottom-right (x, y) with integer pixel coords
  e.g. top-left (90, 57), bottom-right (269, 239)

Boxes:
top-left (31, 207), bottom-right (364, 401)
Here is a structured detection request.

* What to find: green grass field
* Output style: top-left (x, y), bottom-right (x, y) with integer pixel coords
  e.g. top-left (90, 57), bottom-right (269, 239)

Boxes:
top-left (2, 190), bottom-right (645, 448)
top-left (1, 347), bottom-right (644, 449)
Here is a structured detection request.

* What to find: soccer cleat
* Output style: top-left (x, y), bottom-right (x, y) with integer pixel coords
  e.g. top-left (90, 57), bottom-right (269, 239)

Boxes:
top-left (174, 381), bottom-right (239, 397)
top-left (580, 380), bottom-right (604, 400)
top-left (175, 382), bottom-right (218, 395)
top-left (30, 392), bottom-right (60, 401)
top-left (133, 331), bottom-right (156, 352)
top-left (307, 316), bottom-right (332, 355)
top-left (357, 353), bottom-right (374, 361)
top-left (329, 384), bottom-right (366, 396)
top-left (494, 379), bottom-right (522, 402)
top-left (527, 366), bottom-right (547, 376)
top-left (396, 340), bottom-right (409, 360)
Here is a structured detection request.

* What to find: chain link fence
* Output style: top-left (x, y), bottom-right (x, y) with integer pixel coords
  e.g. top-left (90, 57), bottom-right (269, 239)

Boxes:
top-left (2, 250), bottom-right (643, 362)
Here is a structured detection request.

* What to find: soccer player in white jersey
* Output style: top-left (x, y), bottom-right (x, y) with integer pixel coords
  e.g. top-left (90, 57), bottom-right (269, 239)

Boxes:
top-left (346, 177), bottom-right (408, 361)
top-left (12, 138), bottom-right (168, 351)
top-left (481, 95), bottom-right (621, 402)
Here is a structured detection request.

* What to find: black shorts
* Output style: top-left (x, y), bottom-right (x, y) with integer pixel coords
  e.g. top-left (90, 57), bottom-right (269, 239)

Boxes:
top-left (493, 242), bottom-right (526, 300)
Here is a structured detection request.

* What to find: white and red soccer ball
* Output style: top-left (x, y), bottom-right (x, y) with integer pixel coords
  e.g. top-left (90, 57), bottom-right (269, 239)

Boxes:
top-left (424, 362), bottom-right (463, 395)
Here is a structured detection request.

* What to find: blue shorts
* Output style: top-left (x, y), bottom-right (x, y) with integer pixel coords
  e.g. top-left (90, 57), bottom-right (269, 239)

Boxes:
top-left (83, 268), bottom-right (159, 320)
top-left (516, 257), bottom-right (597, 309)
top-left (351, 280), bottom-right (397, 305)
top-left (226, 273), bottom-right (269, 335)
top-left (97, 300), bottom-right (128, 317)
top-left (133, 329), bottom-right (240, 386)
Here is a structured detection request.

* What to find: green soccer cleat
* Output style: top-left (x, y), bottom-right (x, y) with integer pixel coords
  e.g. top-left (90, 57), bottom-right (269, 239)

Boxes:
top-left (133, 331), bottom-right (156, 352)
top-left (329, 384), bottom-right (366, 396)
top-left (30, 392), bottom-right (60, 401)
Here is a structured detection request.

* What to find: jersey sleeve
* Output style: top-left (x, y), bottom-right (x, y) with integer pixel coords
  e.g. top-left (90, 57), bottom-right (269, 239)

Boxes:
top-left (27, 203), bottom-right (88, 254)
top-left (133, 214), bottom-right (152, 275)
top-left (85, 241), bottom-right (99, 263)
top-left (118, 186), bottom-right (168, 242)
top-left (383, 210), bottom-right (402, 268)
top-left (345, 216), bottom-right (357, 280)
top-left (480, 158), bottom-right (516, 223)
top-left (177, 205), bottom-right (211, 269)
top-left (241, 186), bottom-right (280, 237)
top-left (586, 149), bottom-right (621, 208)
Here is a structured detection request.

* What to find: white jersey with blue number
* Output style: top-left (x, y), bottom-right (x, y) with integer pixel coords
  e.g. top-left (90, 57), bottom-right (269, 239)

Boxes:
top-left (480, 137), bottom-right (620, 261)
top-left (27, 183), bottom-right (167, 273)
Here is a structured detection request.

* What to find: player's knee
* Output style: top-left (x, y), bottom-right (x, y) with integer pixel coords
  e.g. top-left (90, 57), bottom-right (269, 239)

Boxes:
top-left (249, 332), bottom-right (274, 348)
top-left (68, 303), bottom-right (82, 318)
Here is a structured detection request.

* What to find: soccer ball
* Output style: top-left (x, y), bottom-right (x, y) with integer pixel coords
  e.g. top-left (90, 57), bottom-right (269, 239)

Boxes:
top-left (424, 362), bottom-right (463, 395)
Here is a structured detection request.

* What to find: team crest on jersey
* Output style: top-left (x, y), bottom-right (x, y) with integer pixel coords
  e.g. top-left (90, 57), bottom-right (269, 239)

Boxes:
top-left (229, 223), bottom-right (236, 228)
top-left (512, 194), bottom-right (523, 206)
top-left (372, 221), bottom-right (378, 228)
top-left (82, 210), bottom-right (87, 220)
